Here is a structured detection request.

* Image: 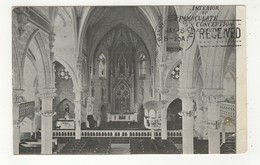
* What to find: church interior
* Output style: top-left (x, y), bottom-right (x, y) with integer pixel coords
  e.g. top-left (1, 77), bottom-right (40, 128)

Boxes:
top-left (12, 6), bottom-right (236, 154)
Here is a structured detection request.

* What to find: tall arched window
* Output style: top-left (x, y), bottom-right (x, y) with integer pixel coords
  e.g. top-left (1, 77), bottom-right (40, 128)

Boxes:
top-left (139, 53), bottom-right (147, 78)
top-left (98, 53), bottom-right (106, 79)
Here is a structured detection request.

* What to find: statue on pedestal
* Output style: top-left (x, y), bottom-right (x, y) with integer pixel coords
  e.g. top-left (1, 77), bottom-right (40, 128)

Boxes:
top-left (64, 103), bottom-right (70, 120)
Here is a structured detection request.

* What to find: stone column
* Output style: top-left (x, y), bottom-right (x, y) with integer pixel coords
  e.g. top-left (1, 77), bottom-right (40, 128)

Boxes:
top-left (13, 89), bottom-right (25, 154)
top-left (158, 52), bottom-right (168, 140)
top-left (86, 96), bottom-right (94, 128)
top-left (179, 88), bottom-right (197, 154)
top-left (74, 89), bottom-right (82, 139)
top-left (222, 125), bottom-right (226, 144)
top-left (81, 90), bottom-right (88, 126)
top-left (161, 100), bottom-right (168, 140)
top-left (38, 88), bottom-right (56, 154)
top-left (33, 88), bottom-right (40, 139)
top-left (31, 117), bottom-right (35, 139)
top-left (203, 89), bottom-right (223, 154)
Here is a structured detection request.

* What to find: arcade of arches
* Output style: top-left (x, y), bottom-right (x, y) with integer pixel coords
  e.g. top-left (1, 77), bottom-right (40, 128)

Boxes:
top-left (12, 6), bottom-right (236, 154)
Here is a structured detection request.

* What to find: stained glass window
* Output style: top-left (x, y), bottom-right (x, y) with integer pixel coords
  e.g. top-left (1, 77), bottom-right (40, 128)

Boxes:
top-left (58, 67), bottom-right (71, 80)
top-left (139, 53), bottom-right (147, 78)
top-left (171, 63), bottom-right (181, 79)
top-left (98, 53), bottom-right (106, 78)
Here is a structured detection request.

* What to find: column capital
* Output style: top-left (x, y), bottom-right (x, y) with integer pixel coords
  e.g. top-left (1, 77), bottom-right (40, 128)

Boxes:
top-left (14, 7), bottom-right (29, 37)
top-left (178, 88), bottom-right (197, 98)
top-left (87, 96), bottom-right (95, 102)
top-left (207, 120), bottom-right (221, 129)
top-left (161, 88), bottom-right (169, 94)
top-left (161, 100), bottom-right (169, 105)
top-left (179, 110), bottom-right (196, 117)
top-left (37, 88), bottom-right (56, 99)
top-left (73, 87), bottom-right (82, 93)
top-left (13, 88), bottom-right (24, 95)
top-left (36, 111), bottom-right (56, 117)
top-left (13, 119), bottom-right (23, 128)
top-left (13, 89), bottom-right (26, 105)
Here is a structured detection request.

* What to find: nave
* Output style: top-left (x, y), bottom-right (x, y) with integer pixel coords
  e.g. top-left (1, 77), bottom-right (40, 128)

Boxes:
top-left (20, 137), bottom-right (182, 154)
top-left (13, 6), bottom-right (237, 155)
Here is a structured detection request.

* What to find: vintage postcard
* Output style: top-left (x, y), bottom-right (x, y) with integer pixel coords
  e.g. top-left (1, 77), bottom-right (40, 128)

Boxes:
top-left (12, 5), bottom-right (246, 155)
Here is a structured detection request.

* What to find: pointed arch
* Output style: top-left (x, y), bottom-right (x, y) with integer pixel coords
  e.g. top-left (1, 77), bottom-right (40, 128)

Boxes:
top-left (195, 71), bottom-right (204, 88)
top-left (78, 7), bottom-right (157, 72)
top-left (167, 98), bottom-right (182, 130)
top-left (17, 29), bottom-right (39, 89)
top-left (54, 56), bottom-right (79, 88)
top-left (223, 71), bottom-right (235, 98)
top-left (222, 46), bottom-right (236, 88)
top-left (138, 7), bottom-right (160, 30)
top-left (193, 51), bottom-right (203, 88)
top-left (33, 76), bottom-right (39, 88)
top-left (166, 60), bottom-right (182, 82)
top-left (20, 30), bottom-right (53, 89)
top-left (21, 29), bottom-right (39, 72)
top-left (180, 43), bottom-right (203, 88)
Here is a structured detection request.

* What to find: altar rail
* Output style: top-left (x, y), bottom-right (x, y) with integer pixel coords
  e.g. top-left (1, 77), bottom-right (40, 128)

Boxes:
top-left (52, 130), bottom-right (182, 138)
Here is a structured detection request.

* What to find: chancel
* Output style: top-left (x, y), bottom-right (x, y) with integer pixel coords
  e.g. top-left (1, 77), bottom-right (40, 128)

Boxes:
top-left (12, 6), bottom-right (236, 155)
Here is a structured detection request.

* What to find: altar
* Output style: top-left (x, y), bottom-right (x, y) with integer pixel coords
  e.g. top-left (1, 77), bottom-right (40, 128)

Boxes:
top-left (107, 113), bottom-right (137, 122)
top-left (55, 120), bottom-right (75, 130)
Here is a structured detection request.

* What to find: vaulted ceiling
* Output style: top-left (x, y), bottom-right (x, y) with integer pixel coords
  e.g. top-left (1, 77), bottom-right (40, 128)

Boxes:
top-left (82, 7), bottom-right (157, 62)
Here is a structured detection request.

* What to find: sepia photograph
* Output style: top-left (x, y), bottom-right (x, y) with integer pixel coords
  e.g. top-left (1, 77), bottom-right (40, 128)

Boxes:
top-left (11, 5), bottom-right (245, 155)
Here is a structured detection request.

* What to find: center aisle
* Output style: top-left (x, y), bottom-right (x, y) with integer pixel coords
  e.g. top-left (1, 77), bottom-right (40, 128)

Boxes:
top-left (109, 143), bottom-right (131, 154)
